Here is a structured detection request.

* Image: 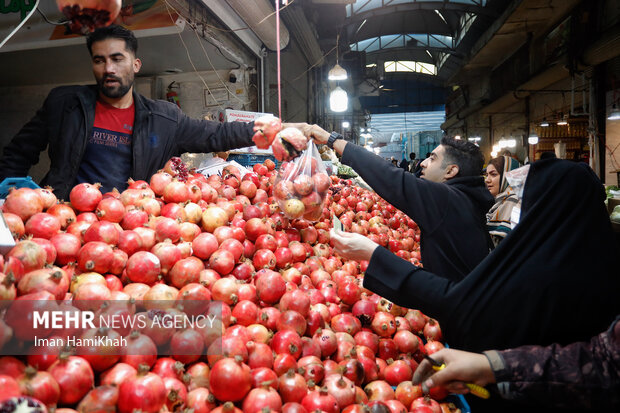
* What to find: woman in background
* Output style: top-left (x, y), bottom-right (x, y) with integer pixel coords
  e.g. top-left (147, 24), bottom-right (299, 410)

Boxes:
top-left (485, 155), bottom-right (521, 246)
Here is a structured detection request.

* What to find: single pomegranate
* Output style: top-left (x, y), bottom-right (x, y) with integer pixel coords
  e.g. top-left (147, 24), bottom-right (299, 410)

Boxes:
top-left (324, 374), bottom-right (356, 409)
top-left (423, 318), bottom-right (443, 341)
top-left (255, 270), bottom-right (286, 304)
top-left (48, 355), bottom-right (95, 405)
top-left (301, 387), bottom-right (339, 413)
top-left (278, 369), bottom-right (308, 404)
top-left (77, 241), bottom-right (114, 273)
top-left (6, 240), bottom-right (46, 273)
top-left (76, 385), bottom-right (119, 413)
top-left (95, 197), bottom-right (125, 222)
top-left (118, 364), bottom-right (167, 413)
top-left (16, 366), bottom-right (60, 407)
top-left (201, 206), bottom-right (229, 232)
top-left (99, 363), bottom-right (137, 387)
top-left (209, 357), bottom-right (252, 402)
top-left (3, 187), bottom-right (44, 221)
top-left (170, 329), bottom-right (204, 364)
top-left (125, 251), bottom-right (161, 285)
top-left (168, 256), bottom-right (204, 288)
top-left (24, 213), bottom-right (61, 239)
top-left (69, 183), bottom-right (102, 212)
top-left (242, 386), bottom-right (283, 413)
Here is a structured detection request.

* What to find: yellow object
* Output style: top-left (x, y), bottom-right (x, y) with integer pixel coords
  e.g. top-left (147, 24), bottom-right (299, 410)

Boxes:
top-left (430, 363), bottom-right (491, 399)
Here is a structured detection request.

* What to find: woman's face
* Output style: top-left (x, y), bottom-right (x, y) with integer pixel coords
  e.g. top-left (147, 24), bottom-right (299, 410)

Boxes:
top-left (485, 164), bottom-right (501, 197)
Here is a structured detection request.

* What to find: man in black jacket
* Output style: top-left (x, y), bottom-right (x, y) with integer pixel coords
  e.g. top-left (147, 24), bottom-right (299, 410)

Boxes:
top-left (0, 25), bottom-right (303, 200)
top-left (311, 127), bottom-right (493, 281)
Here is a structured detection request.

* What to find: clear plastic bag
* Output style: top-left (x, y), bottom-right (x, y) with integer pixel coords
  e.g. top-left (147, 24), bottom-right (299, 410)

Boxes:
top-left (273, 142), bottom-right (331, 221)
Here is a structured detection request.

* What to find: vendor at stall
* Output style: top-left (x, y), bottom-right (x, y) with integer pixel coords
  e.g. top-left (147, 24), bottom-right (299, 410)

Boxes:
top-left (0, 25), bottom-right (308, 199)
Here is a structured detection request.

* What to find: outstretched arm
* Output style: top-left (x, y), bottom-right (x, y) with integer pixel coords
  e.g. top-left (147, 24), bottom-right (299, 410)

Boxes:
top-left (307, 124), bottom-right (450, 230)
top-left (413, 320), bottom-right (620, 410)
top-left (0, 103), bottom-right (50, 180)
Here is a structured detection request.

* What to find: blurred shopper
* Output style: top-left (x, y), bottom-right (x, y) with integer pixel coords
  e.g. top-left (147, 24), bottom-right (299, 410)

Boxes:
top-left (398, 155), bottom-right (409, 170)
top-left (407, 152), bottom-right (420, 173)
top-left (485, 155), bottom-right (521, 246)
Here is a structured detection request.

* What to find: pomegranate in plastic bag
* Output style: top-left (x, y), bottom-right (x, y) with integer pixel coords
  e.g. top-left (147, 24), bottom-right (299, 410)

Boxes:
top-left (274, 142), bottom-right (330, 221)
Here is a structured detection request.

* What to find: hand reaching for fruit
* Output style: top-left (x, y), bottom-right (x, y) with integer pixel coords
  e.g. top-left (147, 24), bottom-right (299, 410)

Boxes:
top-left (252, 115), bottom-right (282, 149)
top-left (252, 117), bottom-right (311, 161)
top-left (271, 128), bottom-right (309, 162)
top-left (329, 229), bottom-right (379, 262)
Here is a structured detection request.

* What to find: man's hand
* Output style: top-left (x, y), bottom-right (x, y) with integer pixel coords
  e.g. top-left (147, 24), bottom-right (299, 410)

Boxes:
top-left (412, 349), bottom-right (496, 395)
top-left (282, 122), bottom-right (312, 137)
top-left (307, 124), bottom-right (331, 145)
top-left (253, 115), bottom-right (282, 149)
top-left (330, 229), bottom-right (379, 262)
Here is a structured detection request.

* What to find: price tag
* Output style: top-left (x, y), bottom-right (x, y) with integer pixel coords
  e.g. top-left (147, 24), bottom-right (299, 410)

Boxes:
top-left (0, 212), bottom-right (16, 255)
top-left (332, 216), bottom-right (343, 232)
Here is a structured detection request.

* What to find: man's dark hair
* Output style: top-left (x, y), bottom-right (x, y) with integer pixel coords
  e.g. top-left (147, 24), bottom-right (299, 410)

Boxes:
top-left (87, 25), bottom-right (138, 56)
top-left (409, 152), bottom-right (416, 160)
top-left (440, 136), bottom-right (485, 177)
top-left (539, 151), bottom-right (557, 160)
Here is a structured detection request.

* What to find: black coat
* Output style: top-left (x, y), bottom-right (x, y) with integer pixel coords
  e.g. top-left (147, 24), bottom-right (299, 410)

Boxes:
top-left (0, 85), bottom-right (255, 199)
top-left (363, 158), bottom-right (620, 412)
top-left (341, 143), bottom-right (493, 281)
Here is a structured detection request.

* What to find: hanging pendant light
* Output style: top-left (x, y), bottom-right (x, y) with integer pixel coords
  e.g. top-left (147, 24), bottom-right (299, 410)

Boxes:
top-left (328, 64), bottom-right (348, 81)
top-left (328, 34), bottom-right (348, 81)
top-left (330, 86), bottom-right (348, 112)
top-left (608, 103), bottom-right (620, 120)
top-left (557, 112), bottom-right (568, 126)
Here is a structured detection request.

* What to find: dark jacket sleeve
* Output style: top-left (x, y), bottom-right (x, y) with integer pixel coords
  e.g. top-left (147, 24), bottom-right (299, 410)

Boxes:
top-left (172, 107), bottom-right (255, 154)
top-left (341, 143), bottom-right (451, 233)
top-left (484, 318), bottom-right (620, 409)
top-left (0, 97), bottom-right (50, 180)
top-left (363, 246), bottom-right (454, 317)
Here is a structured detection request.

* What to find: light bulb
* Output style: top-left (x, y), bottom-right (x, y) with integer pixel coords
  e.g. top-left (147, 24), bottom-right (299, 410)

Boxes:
top-left (329, 86), bottom-right (348, 112)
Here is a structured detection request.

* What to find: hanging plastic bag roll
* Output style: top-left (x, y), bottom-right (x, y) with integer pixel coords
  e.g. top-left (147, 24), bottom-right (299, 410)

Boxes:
top-left (273, 142), bottom-right (331, 222)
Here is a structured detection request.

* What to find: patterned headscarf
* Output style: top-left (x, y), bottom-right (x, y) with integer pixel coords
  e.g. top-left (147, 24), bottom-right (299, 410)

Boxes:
top-left (499, 155), bottom-right (521, 193)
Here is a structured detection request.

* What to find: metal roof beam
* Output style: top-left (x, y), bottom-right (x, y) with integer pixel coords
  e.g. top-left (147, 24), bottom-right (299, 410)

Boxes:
top-left (346, 1), bottom-right (497, 22)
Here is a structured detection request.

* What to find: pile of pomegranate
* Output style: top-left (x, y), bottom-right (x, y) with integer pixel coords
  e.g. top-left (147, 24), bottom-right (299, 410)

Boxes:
top-left (0, 157), bottom-right (460, 413)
